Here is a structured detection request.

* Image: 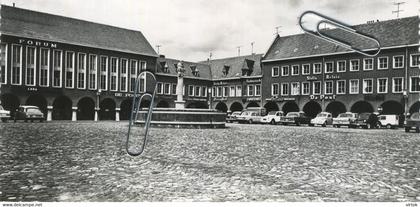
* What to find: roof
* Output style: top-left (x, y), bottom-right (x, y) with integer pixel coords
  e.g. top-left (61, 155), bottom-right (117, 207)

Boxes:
top-left (0, 5), bottom-right (157, 57)
top-left (156, 57), bottom-right (212, 80)
top-left (263, 16), bottom-right (419, 61)
top-left (200, 54), bottom-right (263, 79)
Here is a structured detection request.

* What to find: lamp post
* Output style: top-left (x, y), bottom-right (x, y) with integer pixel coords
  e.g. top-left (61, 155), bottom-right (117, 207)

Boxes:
top-left (377, 106), bottom-right (383, 115)
top-left (95, 89), bottom-right (102, 121)
top-left (208, 87), bottom-right (212, 109)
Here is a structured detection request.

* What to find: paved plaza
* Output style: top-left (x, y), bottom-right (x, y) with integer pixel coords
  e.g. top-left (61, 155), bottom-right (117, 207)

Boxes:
top-left (0, 122), bottom-right (419, 202)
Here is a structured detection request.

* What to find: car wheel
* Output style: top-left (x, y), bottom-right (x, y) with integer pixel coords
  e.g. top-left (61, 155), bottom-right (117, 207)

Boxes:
top-left (248, 119), bottom-right (253, 124)
top-left (270, 119), bottom-right (275, 125)
top-left (405, 127), bottom-right (410, 132)
top-left (309, 123), bottom-right (314, 127)
top-left (366, 124), bottom-right (371, 129)
top-left (386, 124), bottom-right (392, 129)
top-left (296, 122), bottom-right (300, 126)
top-left (322, 122), bottom-right (327, 127)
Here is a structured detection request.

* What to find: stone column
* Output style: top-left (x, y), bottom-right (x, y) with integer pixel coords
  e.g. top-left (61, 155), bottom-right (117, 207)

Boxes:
top-left (115, 107), bottom-right (120, 122)
top-left (175, 61), bottom-right (186, 109)
top-left (47, 105), bottom-right (53, 121)
top-left (94, 107), bottom-right (99, 121)
top-left (71, 107), bottom-right (78, 121)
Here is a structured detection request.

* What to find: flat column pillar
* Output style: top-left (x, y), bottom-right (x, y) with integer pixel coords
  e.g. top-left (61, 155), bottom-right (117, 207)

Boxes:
top-left (115, 108), bottom-right (120, 122)
top-left (71, 107), bottom-right (78, 121)
top-left (47, 105), bottom-right (53, 121)
top-left (94, 107), bottom-right (99, 121)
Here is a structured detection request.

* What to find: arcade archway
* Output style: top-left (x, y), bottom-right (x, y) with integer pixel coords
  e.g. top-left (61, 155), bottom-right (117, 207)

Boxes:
top-left (26, 94), bottom-right (47, 116)
top-left (381, 101), bottom-right (404, 115)
top-left (99, 98), bottom-right (116, 120)
top-left (1, 93), bottom-right (20, 117)
top-left (53, 96), bottom-right (72, 120)
top-left (215, 102), bottom-right (228, 112)
top-left (351, 101), bottom-right (374, 113)
top-left (282, 101), bottom-right (299, 114)
top-left (326, 101), bottom-right (347, 117)
top-left (409, 102), bottom-right (420, 114)
top-left (230, 102), bottom-right (243, 112)
top-left (120, 99), bottom-right (132, 120)
top-left (303, 101), bottom-right (322, 118)
top-left (246, 102), bottom-right (260, 108)
top-left (77, 97), bottom-right (95, 120)
top-left (264, 101), bottom-right (279, 112)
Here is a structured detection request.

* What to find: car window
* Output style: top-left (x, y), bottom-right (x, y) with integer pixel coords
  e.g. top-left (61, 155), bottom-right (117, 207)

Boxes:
top-left (268, 111), bottom-right (276, 115)
top-left (338, 113), bottom-right (352, 118)
top-left (411, 113), bottom-right (420, 119)
top-left (27, 108), bottom-right (41, 114)
top-left (286, 113), bottom-right (298, 117)
top-left (380, 116), bottom-right (386, 120)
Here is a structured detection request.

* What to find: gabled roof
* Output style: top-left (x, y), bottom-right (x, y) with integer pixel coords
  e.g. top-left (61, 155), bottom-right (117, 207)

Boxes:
top-left (263, 16), bottom-right (419, 61)
top-left (156, 57), bottom-right (212, 80)
top-left (0, 5), bottom-right (157, 57)
top-left (200, 54), bottom-right (263, 79)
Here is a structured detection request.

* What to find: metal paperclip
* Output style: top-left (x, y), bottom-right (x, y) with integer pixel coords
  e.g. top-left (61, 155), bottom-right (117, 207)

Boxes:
top-left (125, 71), bottom-right (157, 156)
top-left (298, 10), bottom-right (381, 57)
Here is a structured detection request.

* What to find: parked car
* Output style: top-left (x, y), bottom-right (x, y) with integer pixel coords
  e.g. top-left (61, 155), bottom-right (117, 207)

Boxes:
top-left (14, 105), bottom-right (45, 122)
top-left (404, 112), bottom-right (420, 133)
top-left (0, 105), bottom-right (11, 122)
top-left (332, 112), bottom-right (358, 128)
top-left (226, 111), bottom-right (242, 123)
top-left (350, 112), bottom-right (379, 129)
top-left (280, 111), bottom-right (311, 126)
top-left (378, 114), bottom-right (399, 129)
top-left (309, 112), bottom-right (333, 127)
top-left (236, 107), bottom-right (266, 124)
top-left (261, 111), bottom-right (284, 125)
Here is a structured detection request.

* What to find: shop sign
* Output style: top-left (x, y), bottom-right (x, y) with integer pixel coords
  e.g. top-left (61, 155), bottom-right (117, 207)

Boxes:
top-left (325, 74), bottom-right (340, 80)
top-left (187, 98), bottom-right (207, 102)
top-left (310, 95), bottom-right (336, 100)
top-left (19, 38), bottom-right (58, 48)
top-left (306, 76), bottom-right (318, 81)
top-left (267, 97), bottom-right (296, 102)
top-left (245, 78), bottom-right (261, 83)
top-left (213, 81), bottom-right (228, 86)
top-left (213, 97), bottom-right (227, 101)
top-left (27, 87), bottom-right (38, 91)
top-left (246, 97), bottom-right (261, 101)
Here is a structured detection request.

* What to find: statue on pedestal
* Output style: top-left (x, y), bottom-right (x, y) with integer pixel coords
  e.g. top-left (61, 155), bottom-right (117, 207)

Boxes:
top-left (175, 61), bottom-right (186, 109)
top-left (176, 61), bottom-right (185, 77)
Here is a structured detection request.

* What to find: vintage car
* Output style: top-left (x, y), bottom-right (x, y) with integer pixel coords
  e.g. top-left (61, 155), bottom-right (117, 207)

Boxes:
top-left (309, 112), bottom-right (333, 127)
top-left (378, 114), bottom-right (399, 129)
top-left (226, 111), bottom-right (242, 123)
top-left (14, 105), bottom-right (45, 122)
top-left (260, 111), bottom-right (284, 125)
top-left (279, 111), bottom-right (311, 126)
top-left (236, 107), bottom-right (266, 124)
top-left (332, 112), bottom-right (358, 128)
top-left (0, 105), bottom-right (11, 122)
top-left (350, 112), bottom-right (379, 129)
top-left (404, 112), bottom-right (420, 133)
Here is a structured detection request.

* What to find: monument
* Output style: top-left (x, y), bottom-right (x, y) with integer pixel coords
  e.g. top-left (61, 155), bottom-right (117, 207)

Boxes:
top-left (135, 61), bottom-right (226, 128)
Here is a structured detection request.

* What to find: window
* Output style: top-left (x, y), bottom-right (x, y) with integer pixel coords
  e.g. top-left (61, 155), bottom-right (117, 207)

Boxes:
top-left (291, 65), bottom-right (299, 75)
top-left (336, 80), bottom-right (346, 94)
top-left (349, 79), bottom-right (359, 94)
top-left (217, 86), bottom-right (222, 97)
top-left (350, 59), bottom-right (359, 71)
top-left (100, 56), bottom-right (108, 91)
top-left (410, 54), bottom-right (420, 67)
top-left (302, 64), bottom-right (310, 75)
top-left (230, 86), bottom-right (235, 97)
top-left (201, 86), bottom-right (207, 97)
top-left (337, 61), bottom-right (346, 72)
top-left (26, 47), bottom-right (36, 86)
top-left (236, 85), bottom-right (242, 97)
top-left (378, 57), bottom-right (388, 70)
top-left (195, 86), bottom-right (201, 97)
top-left (291, 82), bottom-right (300, 95)
top-left (140, 61), bottom-right (147, 71)
top-left (53, 50), bottom-right (62, 87)
top-left (393, 56), bottom-right (404, 69)
top-left (247, 85), bottom-right (254, 96)
top-left (410, 77), bottom-right (420, 92)
top-left (255, 84), bottom-right (261, 96)
top-left (313, 63), bottom-right (321, 74)
top-left (272, 83), bottom-right (279, 96)
top-left (325, 81), bottom-right (333, 94)
top-left (363, 58), bottom-right (373, 70)
top-left (77, 53), bottom-right (86, 89)
top-left (377, 78), bottom-right (388, 93)
top-left (325, 62), bottom-right (334, 73)
top-left (172, 83), bottom-right (177, 95)
top-left (224, 86), bottom-right (229, 97)
top-left (89, 55), bottom-right (98, 90)
top-left (110, 57), bottom-right (118, 91)
top-left (119, 59), bottom-right (128, 92)
top-left (157, 82), bottom-right (163, 94)
top-left (313, 81), bottom-right (321, 95)
top-left (0, 44), bottom-right (6, 84)
top-left (129, 60), bottom-right (137, 92)
top-left (392, 77), bottom-right (403, 93)
top-left (302, 82), bottom-right (310, 95)
top-left (281, 66), bottom-right (289, 76)
top-left (281, 83), bottom-right (289, 96)
top-left (11, 44), bottom-right (22, 85)
top-left (272, 67), bottom-right (279, 77)
top-left (363, 79), bottom-right (373, 94)
top-left (164, 83), bottom-right (171, 95)
top-left (65, 51), bottom-right (75, 88)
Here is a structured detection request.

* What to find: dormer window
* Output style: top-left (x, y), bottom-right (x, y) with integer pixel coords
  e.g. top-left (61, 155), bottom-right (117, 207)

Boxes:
top-left (223, 65), bottom-right (230, 76)
top-left (163, 62), bottom-right (169, 73)
top-left (242, 59), bottom-right (254, 76)
top-left (190, 65), bottom-right (199, 77)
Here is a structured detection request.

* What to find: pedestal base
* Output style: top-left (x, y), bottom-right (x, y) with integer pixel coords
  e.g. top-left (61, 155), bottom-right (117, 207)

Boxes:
top-left (175, 101), bottom-right (186, 109)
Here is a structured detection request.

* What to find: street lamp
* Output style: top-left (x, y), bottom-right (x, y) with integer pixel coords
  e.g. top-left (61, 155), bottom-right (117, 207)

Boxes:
top-left (95, 89), bottom-right (102, 121)
top-left (377, 106), bottom-right (383, 115)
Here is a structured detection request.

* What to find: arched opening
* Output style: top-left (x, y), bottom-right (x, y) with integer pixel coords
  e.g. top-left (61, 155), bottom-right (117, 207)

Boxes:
top-left (246, 102), bottom-right (260, 108)
top-left (26, 94), bottom-right (48, 116)
top-left (326, 101), bottom-right (347, 117)
top-left (409, 102), bottom-right (420, 114)
top-left (215, 102), bottom-right (228, 112)
top-left (120, 99), bottom-right (133, 120)
top-left (303, 101), bottom-right (322, 118)
top-left (282, 101), bottom-right (299, 114)
top-left (156, 100), bottom-right (170, 108)
top-left (99, 98), bottom-right (116, 120)
top-left (381, 101), bottom-right (404, 115)
top-left (140, 100), bottom-right (151, 108)
top-left (77, 97), bottom-right (95, 120)
top-left (1, 93), bottom-right (20, 117)
top-left (351, 101), bottom-right (373, 113)
top-left (186, 101), bottom-right (208, 109)
top-left (53, 96), bottom-right (72, 120)
top-left (230, 102), bottom-right (244, 112)
top-left (264, 101), bottom-right (279, 113)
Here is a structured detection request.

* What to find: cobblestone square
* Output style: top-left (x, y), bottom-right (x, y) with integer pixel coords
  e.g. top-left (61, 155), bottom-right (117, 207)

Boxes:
top-left (0, 122), bottom-right (419, 202)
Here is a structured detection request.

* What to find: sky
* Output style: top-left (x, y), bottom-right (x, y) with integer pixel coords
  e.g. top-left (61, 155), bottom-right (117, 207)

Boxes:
top-left (2, 0), bottom-right (419, 62)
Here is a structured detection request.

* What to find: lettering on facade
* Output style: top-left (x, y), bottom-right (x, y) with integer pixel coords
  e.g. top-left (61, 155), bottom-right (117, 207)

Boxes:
top-left (266, 97), bottom-right (296, 102)
top-left (213, 97), bottom-right (228, 101)
top-left (114, 93), bottom-right (123, 97)
top-left (27, 87), bottom-right (38, 91)
top-left (213, 81), bottom-right (228, 86)
top-left (306, 76), bottom-right (318, 81)
top-left (187, 98), bottom-right (207, 102)
top-left (325, 74), bottom-right (340, 80)
top-left (310, 95), bottom-right (336, 100)
top-left (19, 39), bottom-right (58, 48)
top-left (245, 78), bottom-right (262, 83)
top-left (246, 97), bottom-right (261, 101)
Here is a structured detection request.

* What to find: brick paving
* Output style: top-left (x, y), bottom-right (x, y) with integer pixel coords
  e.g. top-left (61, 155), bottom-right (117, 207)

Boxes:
top-left (0, 121), bottom-right (419, 202)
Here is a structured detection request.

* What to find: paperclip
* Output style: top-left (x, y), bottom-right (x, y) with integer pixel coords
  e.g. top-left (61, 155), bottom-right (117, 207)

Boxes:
top-left (298, 11), bottom-right (381, 57)
top-left (125, 71), bottom-right (157, 156)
